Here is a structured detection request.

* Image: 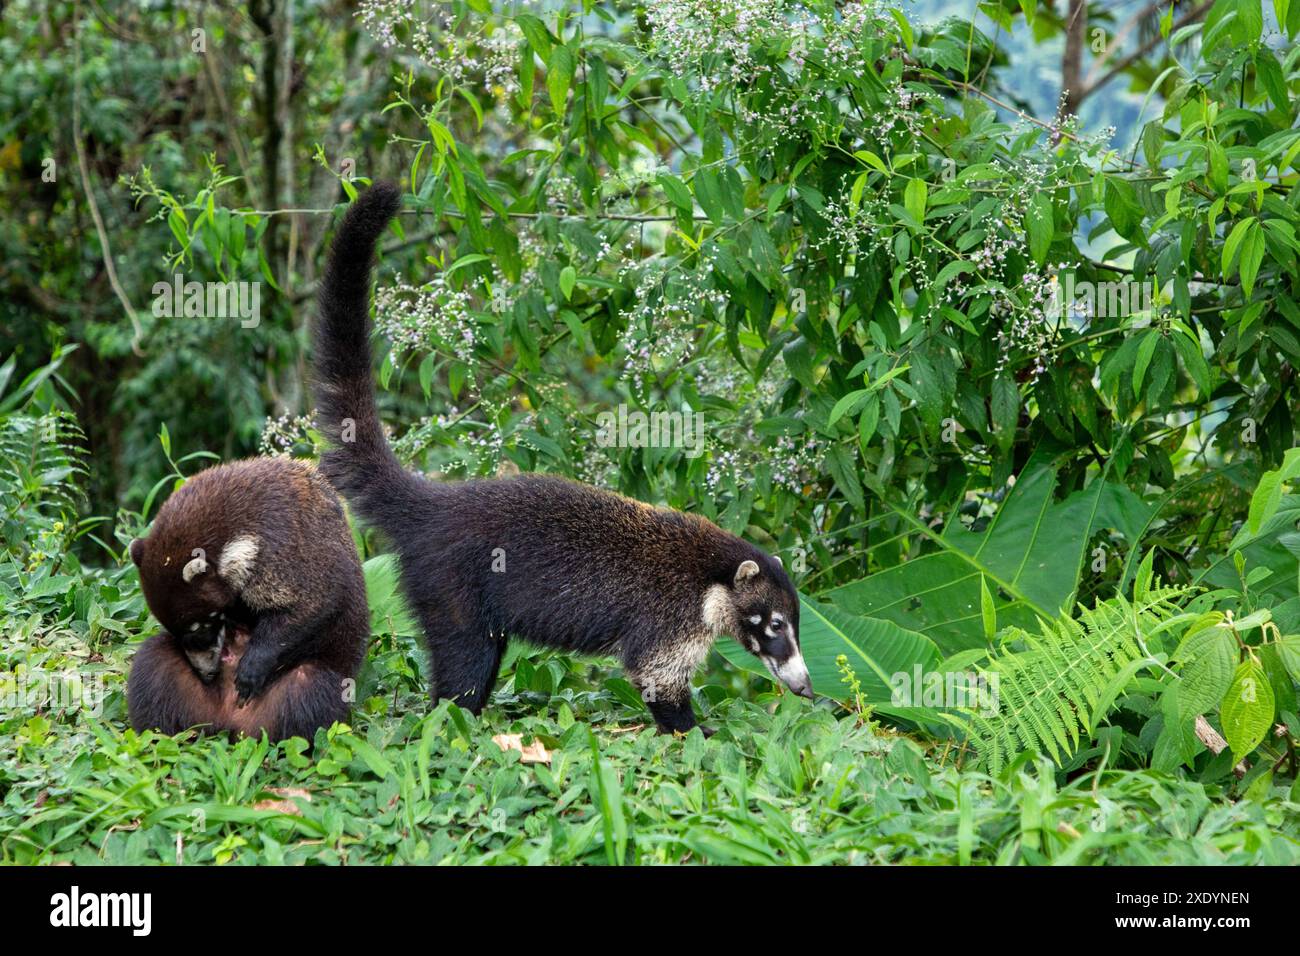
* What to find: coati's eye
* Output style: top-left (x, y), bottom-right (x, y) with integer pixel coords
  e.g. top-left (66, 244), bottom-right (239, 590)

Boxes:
top-left (769, 618), bottom-right (784, 633)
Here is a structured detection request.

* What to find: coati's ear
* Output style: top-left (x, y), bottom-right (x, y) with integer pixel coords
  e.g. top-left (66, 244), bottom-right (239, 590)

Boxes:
top-left (128, 538), bottom-right (146, 567)
top-left (182, 550), bottom-right (209, 583)
top-left (734, 559), bottom-right (761, 587)
top-left (218, 534), bottom-right (260, 590)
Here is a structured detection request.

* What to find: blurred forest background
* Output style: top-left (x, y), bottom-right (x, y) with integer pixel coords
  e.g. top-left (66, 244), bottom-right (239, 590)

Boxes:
top-left (4, 0), bottom-right (1300, 864)
top-left (1, 0), bottom-right (1227, 521)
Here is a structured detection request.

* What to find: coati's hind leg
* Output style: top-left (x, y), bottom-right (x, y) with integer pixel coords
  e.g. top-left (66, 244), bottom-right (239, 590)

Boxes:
top-left (128, 633), bottom-right (221, 735)
top-left (229, 664), bottom-right (349, 741)
top-left (418, 612), bottom-right (504, 714)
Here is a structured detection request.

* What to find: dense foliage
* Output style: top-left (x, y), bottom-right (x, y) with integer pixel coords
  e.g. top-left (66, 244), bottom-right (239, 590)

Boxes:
top-left (3, 0), bottom-right (1300, 863)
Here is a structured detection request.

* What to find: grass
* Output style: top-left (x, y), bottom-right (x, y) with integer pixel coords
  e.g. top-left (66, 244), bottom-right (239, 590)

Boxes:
top-left (3, 616), bottom-right (1299, 865)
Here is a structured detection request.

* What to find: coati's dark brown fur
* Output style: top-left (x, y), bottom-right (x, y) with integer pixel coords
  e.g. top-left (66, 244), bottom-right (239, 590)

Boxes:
top-left (128, 625), bottom-right (350, 741)
top-left (127, 457), bottom-right (368, 741)
top-left (311, 182), bottom-right (812, 734)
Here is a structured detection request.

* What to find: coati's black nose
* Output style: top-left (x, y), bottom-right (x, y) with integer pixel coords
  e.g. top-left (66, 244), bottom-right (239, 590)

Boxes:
top-left (790, 677), bottom-right (815, 700)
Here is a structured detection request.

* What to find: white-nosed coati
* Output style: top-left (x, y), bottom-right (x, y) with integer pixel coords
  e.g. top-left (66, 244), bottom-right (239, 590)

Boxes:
top-left (128, 623), bottom-right (353, 741)
top-left (311, 182), bottom-right (812, 734)
top-left (127, 457), bottom-right (369, 741)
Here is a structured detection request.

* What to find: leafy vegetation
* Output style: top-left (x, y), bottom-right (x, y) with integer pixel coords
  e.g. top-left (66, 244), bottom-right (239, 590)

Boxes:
top-left (4, 0), bottom-right (1300, 863)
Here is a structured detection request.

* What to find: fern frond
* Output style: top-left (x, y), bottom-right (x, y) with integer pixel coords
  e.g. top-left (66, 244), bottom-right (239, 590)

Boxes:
top-left (960, 585), bottom-right (1190, 774)
top-left (0, 410), bottom-right (88, 554)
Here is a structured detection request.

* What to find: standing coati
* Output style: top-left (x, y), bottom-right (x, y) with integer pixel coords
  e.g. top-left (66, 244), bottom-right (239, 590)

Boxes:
top-left (311, 182), bottom-right (812, 734)
top-left (127, 457), bottom-right (369, 741)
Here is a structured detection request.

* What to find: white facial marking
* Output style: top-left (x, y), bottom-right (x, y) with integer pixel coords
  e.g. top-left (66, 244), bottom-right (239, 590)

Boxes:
top-left (189, 622), bottom-right (200, 632)
top-left (761, 645), bottom-right (813, 696)
top-left (218, 534), bottom-right (260, 590)
top-left (748, 614), bottom-right (762, 625)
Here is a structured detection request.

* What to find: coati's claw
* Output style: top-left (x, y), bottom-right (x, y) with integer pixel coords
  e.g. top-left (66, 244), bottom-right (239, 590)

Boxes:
top-left (233, 656), bottom-right (271, 706)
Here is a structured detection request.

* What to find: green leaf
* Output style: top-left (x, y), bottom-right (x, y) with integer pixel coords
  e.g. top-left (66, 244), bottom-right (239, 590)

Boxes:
top-left (547, 44), bottom-right (574, 118)
top-left (363, 554), bottom-right (421, 638)
top-left (559, 265), bottom-right (577, 300)
top-left (1176, 627), bottom-right (1237, 722)
top-left (1279, 634), bottom-right (1300, 681)
top-left (990, 373), bottom-right (1018, 446)
top-left (657, 173), bottom-right (693, 216)
top-left (693, 168), bottom-right (725, 225)
top-left (1222, 217), bottom-right (1254, 279)
top-left (1247, 447), bottom-right (1300, 534)
top-left (824, 445), bottom-right (864, 510)
top-left (904, 178), bottom-right (928, 225)
top-left (1026, 193), bottom-right (1052, 265)
top-left (1133, 330), bottom-right (1160, 397)
top-left (1103, 178), bottom-right (1144, 243)
top-left (1220, 660), bottom-right (1275, 761)
top-left (829, 389), bottom-right (871, 427)
top-left (980, 575), bottom-right (996, 642)
top-left (933, 260), bottom-right (976, 296)
top-left (858, 395), bottom-right (881, 450)
top-left (1255, 50), bottom-right (1289, 109)
top-left (1239, 222), bottom-right (1265, 298)
top-left (825, 465), bottom-right (1153, 654)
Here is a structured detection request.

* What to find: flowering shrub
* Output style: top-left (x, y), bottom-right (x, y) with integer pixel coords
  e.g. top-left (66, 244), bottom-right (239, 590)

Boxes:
top-left (150, 0), bottom-right (1300, 603)
top-left (318, 0), bottom-right (1292, 601)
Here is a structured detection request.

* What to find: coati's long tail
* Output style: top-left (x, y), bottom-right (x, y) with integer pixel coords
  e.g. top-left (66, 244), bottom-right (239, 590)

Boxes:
top-left (312, 181), bottom-right (415, 525)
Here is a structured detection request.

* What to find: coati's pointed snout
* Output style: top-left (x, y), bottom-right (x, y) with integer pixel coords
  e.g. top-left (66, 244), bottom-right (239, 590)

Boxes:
top-left (785, 668), bottom-right (815, 700)
top-left (761, 649), bottom-right (814, 700)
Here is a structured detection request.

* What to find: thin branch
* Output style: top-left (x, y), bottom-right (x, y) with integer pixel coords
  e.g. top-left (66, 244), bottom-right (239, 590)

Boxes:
top-left (72, 0), bottom-right (143, 356)
top-left (244, 206), bottom-right (704, 222)
top-left (1077, 0), bottom-right (1214, 107)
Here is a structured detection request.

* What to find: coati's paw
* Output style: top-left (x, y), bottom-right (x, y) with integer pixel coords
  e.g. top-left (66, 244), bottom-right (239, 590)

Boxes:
top-left (233, 653), bottom-right (274, 706)
top-left (661, 724), bottom-right (713, 738)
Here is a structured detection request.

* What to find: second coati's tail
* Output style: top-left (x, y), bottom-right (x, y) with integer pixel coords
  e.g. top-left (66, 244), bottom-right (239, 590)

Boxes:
top-left (312, 181), bottom-right (415, 526)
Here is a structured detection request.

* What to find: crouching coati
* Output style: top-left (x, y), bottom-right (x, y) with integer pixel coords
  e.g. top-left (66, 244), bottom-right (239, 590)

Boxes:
top-left (128, 624), bottom-right (353, 741)
top-left (311, 182), bottom-right (813, 735)
top-left (127, 457), bottom-right (369, 741)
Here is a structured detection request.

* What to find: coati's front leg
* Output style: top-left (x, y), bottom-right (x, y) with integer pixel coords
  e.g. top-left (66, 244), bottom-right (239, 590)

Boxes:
top-left (626, 665), bottom-right (707, 736)
top-left (642, 684), bottom-right (700, 735)
top-left (233, 603), bottom-right (336, 706)
top-left (625, 634), bottom-right (714, 736)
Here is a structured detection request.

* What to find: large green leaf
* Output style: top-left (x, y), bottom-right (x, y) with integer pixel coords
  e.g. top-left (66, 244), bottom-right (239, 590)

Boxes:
top-left (1200, 493), bottom-right (1300, 625)
top-left (824, 466), bottom-right (1152, 655)
top-left (363, 553), bottom-right (421, 639)
top-left (716, 596), bottom-right (940, 705)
